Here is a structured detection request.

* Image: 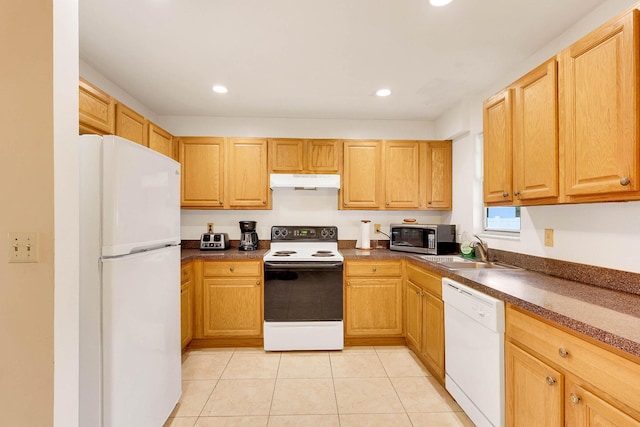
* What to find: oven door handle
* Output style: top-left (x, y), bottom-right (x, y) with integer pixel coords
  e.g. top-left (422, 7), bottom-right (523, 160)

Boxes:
top-left (264, 261), bottom-right (344, 269)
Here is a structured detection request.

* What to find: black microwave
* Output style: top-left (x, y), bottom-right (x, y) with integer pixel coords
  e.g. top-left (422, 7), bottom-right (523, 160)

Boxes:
top-left (389, 224), bottom-right (457, 255)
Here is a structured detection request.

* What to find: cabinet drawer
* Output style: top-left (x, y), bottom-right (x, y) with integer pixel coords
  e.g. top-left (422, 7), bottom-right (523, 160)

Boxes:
top-left (203, 261), bottom-right (262, 277)
top-left (406, 263), bottom-right (442, 297)
top-left (345, 260), bottom-right (402, 277)
top-left (506, 305), bottom-right (640, 414)
top-left (181, 262), bottom-right (193, 284)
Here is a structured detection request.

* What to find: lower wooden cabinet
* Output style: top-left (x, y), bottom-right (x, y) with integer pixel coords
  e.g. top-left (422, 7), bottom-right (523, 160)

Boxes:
top-left (506, 304), bottom-right (640, 426)
top-left (405, 262), bottom-right (445, 383)
top-left (344, 260), bottom-right (403, 337)
top-left (180, 262), bottom-right (194, 350)
top-left (199, 260), bottom-right (263, 338)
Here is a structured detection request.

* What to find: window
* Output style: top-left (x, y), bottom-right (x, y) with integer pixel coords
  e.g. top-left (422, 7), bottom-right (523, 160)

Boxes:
top-left (485, 206), bottom-right (520, 233)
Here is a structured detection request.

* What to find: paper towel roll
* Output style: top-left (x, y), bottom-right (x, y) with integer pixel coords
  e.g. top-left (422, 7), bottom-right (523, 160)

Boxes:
top-left (356, 220), bottom-right (371, 249)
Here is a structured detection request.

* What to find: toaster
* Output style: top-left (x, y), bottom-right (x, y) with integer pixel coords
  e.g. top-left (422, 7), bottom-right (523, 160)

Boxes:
top-left (200, 233), bottom-right (230, 250)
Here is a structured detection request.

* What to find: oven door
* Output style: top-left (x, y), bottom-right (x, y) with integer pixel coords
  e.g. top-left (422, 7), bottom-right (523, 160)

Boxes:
top-left (264, 261), bottom-right (343, 322)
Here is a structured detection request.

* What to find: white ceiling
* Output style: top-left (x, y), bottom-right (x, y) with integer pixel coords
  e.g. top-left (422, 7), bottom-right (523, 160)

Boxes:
top-left (79, 0), bottom-right (606, 121)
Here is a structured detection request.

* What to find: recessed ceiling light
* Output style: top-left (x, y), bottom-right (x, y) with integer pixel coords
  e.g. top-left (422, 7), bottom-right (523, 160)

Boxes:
top-left (430, 0), bottom-right (453, 6)
top-left (212, 85), bottom-right (228, 94)
top-left (376, 88), bottom-right (391, 97)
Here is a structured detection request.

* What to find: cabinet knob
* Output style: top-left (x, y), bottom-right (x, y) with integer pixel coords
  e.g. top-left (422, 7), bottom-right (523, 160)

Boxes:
top-left (620, 177), bottom-right (631, 186)
top-left (219, 200), bottom-right (224, 205)
top-left (428, 200), bottom-right (432, 205)
top-left (514, 190), bottom-right (520, 197)
top-left (569, 393), bottom-right (581, 404)
top-left (372, 267), bottom-right (377, 272)
top-left (558, 347), bottom-right (569, 358)
top-left (347, 281), bottom-right (351, 286)
top-left (262, 200), bottom-right (267, 204)
top-left (256, 280), bottom-right (260, 286)
top-left (502, 191), bottom-right (509, 198)
top-left (415, 289), bottom-right (420, 295)
top-left (386, 201), bottom-right (390, 206)
top-left (546, 376), bottom-right (556, 386)
top-left (230, 266), bottom-right (235, 272)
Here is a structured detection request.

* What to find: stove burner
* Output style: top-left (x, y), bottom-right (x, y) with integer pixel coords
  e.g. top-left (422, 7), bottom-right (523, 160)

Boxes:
top-left (274, 251), bottom-right (296, 255)
top-left (312, 252), bottom-right (335, 257)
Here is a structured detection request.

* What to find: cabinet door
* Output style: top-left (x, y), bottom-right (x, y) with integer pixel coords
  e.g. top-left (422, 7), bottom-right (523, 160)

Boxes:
top-left (421, 291), bottom-right (444, 380)
top-left (513, 58), bottom-right (559, 202)
top-left (202, 277), bottom-right (262, 337)
top-left (565, 381), bottom-right (640, 426)
top-left (345, 278), bottom-right (403, 336)
top-left (506, 341), bottom-right (563, 427)
top-left (148, 123), bottom-right (175, 160)
top-left (180, 280), bottom-right (193, 349)
top-left (425, 141), bottom-right (452, 209)
top-left (115, 103), bottom-right (148, 146)
top-left (307, 139), bottom-right (341, 173)
top-left (342, 140), bottom-right (382, 209)
top-left (227, 138), bottom-right (270, 208)
top-left (179, 137), bottom-right (225, 208)
top-left (384, 141), bottom-right (421, 209)
top-left (405, 280), bottom-right (423, 349)
top-left (483, 89), bottom-right (514, 204)
top-left (561, 10), bottom-right (640, 198)
top-left (79, 79), bottom-right (115, 135)
top-left (269, 138), bottom-right (304, 172)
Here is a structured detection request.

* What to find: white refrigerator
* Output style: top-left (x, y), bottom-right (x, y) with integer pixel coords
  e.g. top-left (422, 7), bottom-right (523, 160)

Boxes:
top-left (79, 135), bottom-right (182, 427)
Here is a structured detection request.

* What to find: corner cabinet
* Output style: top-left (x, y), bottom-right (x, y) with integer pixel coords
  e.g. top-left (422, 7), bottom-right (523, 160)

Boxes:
top-left (344, 260), bottom-right (403, 337)
top-left (180, 262), bottom-right (194, 350)
top-left (227, 138), bottom-right (271, 209)
top-left (199, 260), bottom-right (263, 338)
top-left (561, 9), bottom-right (640, 202)
top-left (405, 263), bottom-right (445, 383)
top-left (505, 304), bottom-right (640, 426)
top-left (483, 88), bottom-right (514, 204)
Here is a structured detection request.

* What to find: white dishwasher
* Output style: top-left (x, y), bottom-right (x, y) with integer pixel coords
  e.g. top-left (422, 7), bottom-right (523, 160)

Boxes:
top-left (442, 278), bottom-right (505, 427)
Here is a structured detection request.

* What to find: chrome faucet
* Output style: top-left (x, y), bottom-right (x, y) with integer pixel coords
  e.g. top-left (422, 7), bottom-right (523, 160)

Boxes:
top-left (471, 234), bottom-right (489, 262)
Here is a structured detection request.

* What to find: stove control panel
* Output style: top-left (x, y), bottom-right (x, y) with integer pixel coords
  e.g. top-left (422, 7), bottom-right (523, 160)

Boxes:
top-left (271, 226), bottom-right (338, 242)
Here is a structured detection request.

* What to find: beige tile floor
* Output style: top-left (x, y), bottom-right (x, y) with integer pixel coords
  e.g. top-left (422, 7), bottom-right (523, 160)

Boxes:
top-left (164, 346), bottom-right (475, 427)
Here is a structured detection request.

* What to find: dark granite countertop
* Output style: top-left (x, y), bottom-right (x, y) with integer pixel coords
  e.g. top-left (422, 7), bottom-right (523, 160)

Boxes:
top-left (182, 245), bottom-right (640, 359)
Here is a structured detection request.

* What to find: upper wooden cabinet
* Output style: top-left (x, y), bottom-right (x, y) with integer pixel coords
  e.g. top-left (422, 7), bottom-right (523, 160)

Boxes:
top-left (115, 102), bottom-right (147, 146)
top-left (384, 140), bottom-right (421, 209)
top-left (269, 139), bottom-right (341, 173)
top-left (484, 58), bottom-right (559, 206)
top-left (148, 122), bottom-right (176, 160)
top-left (560, 9), bottom-right (640, 202)
top-left (425, 141), bottom-right (452, 209)
top-left (513, 58), bottom-right (559, 203)
top-left (79, 78), bottom-right (115, 135)
top-left (484, 9), bottom-right (640, 206)
top-left (483, 89), bottom-right (514, 204)
top-left (227, 138), bottom-right (270, 209)
top-left (179, 137), bottom-right (225, 208)
top-left (342, 140), bottom-right (383, 209)
top-left (342, 140), bottom-right (452, 210)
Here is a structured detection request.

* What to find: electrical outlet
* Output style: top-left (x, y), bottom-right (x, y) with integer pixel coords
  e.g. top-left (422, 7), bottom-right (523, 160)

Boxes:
top-left (207, 223), bottom-right (214, 233)
top-left (544, 229), bottom-right (554, 247)
top-left (8, 232), bottom-right (39, 263)
top-left (374, 224), bottom-right (381, 234)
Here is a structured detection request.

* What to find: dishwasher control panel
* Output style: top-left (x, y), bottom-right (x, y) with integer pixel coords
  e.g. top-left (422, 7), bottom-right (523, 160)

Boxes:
top-left (442, 278), bottom-right (505, 333)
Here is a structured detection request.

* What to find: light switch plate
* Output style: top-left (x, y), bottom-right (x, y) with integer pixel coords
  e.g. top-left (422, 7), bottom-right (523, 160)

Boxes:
top-left (8, 232), bottom-right (39, 263)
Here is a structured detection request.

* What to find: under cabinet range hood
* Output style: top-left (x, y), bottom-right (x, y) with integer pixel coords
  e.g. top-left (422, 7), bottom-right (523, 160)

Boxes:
top-left (270, 173), bottom-right (341, 190)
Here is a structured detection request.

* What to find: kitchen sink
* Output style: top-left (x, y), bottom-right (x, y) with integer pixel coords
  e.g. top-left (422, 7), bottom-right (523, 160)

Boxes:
top-left (417, 255), bottom-right (521, 270)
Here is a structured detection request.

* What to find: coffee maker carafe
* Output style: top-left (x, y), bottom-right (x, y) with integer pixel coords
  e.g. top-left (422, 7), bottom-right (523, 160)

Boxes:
top-left (239, 221), bottom-right (259, 251)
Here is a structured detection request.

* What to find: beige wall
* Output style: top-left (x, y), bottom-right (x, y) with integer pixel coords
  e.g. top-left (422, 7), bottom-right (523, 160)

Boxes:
top-left (0, 0), bottom-right (55, 424)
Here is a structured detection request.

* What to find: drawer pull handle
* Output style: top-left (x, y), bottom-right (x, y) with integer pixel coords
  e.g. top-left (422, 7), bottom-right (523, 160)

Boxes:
top-left (230, 266), bottom-right (235, 272)
top-left (546, 376), bottom-right (556, 386)
top-left (570, 393), bottom-right (581, 404)
top-left (558, 348), bottom-right (568, 358)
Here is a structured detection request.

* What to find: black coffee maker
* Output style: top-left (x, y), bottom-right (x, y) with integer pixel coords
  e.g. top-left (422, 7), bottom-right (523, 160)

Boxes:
top-left (239, 221), bottom-right (259, 251)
